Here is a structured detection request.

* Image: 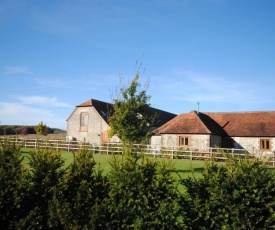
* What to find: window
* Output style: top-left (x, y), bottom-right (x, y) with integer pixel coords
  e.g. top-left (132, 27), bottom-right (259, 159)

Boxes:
top-left (80, 112), bottom-right (89, 131)
top-left (179, 136), bottom-right (189, 146)
top-left (260, 139), bottom-right (270, 150)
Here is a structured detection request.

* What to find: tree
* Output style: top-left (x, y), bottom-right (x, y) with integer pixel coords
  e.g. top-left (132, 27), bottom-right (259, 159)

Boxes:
top-left (179, 152), bottom-right (275, 229)
top-left (108, 73), bottom-right (156, 144)
top-left (0, 138), bottom-right (28, 229)
top-left (98, 152), bottom-right (181, 229)
top-left (34, 121), bottom-right (48, 136)
top-left (20, 147), bottom-right (65, 229)
top-left (19, 126), bottom-right (28, 136)
top-left (50, 146), bottom-right (109, 229)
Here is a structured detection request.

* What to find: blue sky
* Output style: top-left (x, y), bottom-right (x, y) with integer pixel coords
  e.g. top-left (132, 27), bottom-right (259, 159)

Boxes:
top-left (1, 0), bottom-right (275, 129)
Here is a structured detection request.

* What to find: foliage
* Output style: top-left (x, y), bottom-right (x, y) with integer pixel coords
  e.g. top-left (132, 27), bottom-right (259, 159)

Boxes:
top-left (50, 146), bottom-right (109, 229)
top-left (179, 152), bottom-right (275, 229)
top-left (34, 121), bottom-right (49, 136)
top-left (2, 138), bottom-right (275, 229)
top-left (0, 138), bottom-right (28, 229)
top-left (0, 125), bottom-right (65, 136)
top-left (19, 126), bottom-right (28, 136)
top-left (19, 147), bottom-right (66, 229)
top-left (108, 73), bottom-right (157, 144)
top-left (99, 151), bottom-right (181, 229)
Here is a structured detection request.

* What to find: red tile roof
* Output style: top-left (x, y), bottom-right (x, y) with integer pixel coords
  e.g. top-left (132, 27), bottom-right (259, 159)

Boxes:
top-left (155, 111), bottom-right (275, 137)
top-left (205, 111), bottom-right (275, 137)
top-left (155, 111), bottom-right (210, 134)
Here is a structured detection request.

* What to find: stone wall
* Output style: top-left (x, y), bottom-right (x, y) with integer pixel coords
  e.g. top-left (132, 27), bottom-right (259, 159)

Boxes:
top-left (232, 136), bottom-right (275, 155)
top-left (151, 134), bottom-right (210, 150)
top-left (67, 107), bottom-right (110, 145)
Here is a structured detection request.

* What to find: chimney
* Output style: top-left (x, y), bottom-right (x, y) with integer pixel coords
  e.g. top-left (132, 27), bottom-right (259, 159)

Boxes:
top-left (197, 102), bottom-right (200, 114)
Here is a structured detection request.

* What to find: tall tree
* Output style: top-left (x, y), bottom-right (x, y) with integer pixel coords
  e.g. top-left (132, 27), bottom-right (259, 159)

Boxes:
top-left (108, 72), bottom-right (156, 144)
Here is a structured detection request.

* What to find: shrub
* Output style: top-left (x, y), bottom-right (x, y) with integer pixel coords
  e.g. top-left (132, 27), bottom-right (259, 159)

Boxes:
top-left (0, 138), bottom-right (28, 229)
top-left (98, 148), bottom-right (181, 229)
top-left (34, 121), bottom-right (49, 136)
top-left (179, 152), bottom-right (275, 229)
top-left (50, 146), bottom-right (109, 229)
top-left (19, 147), bottom-right (65, 229)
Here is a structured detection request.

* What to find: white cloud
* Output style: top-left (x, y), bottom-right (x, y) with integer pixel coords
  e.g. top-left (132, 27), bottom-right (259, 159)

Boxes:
top-left (3, 66), bottom-right (32, 75)
top-left (151, 69), bottom-right (262, 107)
top-left (15, 96), bottom-right (72, 108)
top-left (0, 102), bottom-right (67, 129)
top-left (35, 78), bottom-right (65, 88)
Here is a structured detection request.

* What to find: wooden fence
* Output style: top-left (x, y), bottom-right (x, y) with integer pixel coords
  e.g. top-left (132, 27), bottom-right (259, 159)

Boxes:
top-left (1, 137), bottom-right (275, 166)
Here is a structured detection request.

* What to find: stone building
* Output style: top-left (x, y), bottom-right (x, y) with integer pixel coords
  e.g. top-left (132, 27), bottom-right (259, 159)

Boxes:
top-left (66, 99), bottom-right (176, 146)
top-left (152, 110), bottom-right (275, 154)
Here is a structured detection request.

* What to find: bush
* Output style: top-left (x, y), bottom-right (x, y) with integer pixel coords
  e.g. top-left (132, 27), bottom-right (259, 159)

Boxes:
top-left (0, 138), bottom-right (28, 229)
top-left (2, 138), bottom-right (275, 229)
top-left (19, 147), bottom-right (66, 229)
top-left (50, 146), bottom-right (109, 229)
top-left (179, 152), bottom-right (275, 229)
top-left (98, 149), bottom-right (181, 229)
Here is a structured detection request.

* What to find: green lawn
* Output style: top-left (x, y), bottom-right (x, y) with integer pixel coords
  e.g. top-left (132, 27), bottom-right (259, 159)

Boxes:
top-left (19, 148), bottom-right (215, 193)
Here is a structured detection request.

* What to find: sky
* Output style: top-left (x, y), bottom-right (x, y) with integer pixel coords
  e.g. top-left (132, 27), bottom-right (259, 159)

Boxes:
top-left (1, 0), bottom-right (275, 130)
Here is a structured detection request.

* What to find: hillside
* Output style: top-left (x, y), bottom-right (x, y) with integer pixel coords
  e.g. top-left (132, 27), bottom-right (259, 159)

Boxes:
top-left (0, 125), bottom-right (66, 136)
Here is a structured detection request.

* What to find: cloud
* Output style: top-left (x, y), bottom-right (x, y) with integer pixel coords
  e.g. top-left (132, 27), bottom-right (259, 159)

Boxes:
top-left (151, 69), bottom-right (262, 107)
top-left (3, 66), bottom-right (32, 75)
top-left (35, 78), bottom-right (65, 88)
top-left (15, 96), bottom-right (72, 108)
top-left (0, 102), bottom-right (67, 129)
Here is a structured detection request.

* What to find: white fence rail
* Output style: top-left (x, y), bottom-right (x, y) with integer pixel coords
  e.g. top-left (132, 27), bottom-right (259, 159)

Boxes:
top-left (1, 137), bottom-right (275, 166)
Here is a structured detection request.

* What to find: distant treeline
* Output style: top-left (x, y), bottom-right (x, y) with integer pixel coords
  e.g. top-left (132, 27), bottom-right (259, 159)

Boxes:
top-left (0, 125), bottom-right (66, 135)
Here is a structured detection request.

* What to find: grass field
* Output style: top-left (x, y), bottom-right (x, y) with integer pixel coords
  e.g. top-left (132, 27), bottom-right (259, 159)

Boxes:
top-left (19, 148), bottom-right (214, 193)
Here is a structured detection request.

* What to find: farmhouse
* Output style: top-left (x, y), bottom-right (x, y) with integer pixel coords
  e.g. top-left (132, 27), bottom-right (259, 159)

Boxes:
top-left (151, 110), bottom-right (275, 155)
top-left (66, 99), bottom-right (176, 145)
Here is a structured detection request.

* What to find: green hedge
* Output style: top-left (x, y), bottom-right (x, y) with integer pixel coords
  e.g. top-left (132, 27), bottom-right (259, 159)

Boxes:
top-left (1, 138), bottom-right (275, 229)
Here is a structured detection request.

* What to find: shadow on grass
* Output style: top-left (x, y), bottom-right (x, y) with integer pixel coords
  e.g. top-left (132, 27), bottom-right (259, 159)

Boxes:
top-left (20, 150), bottom-right (30, 154)
top-left (171, 167), bottom-right (205, 173)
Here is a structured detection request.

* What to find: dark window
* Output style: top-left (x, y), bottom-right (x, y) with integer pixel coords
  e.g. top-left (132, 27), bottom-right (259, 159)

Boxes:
top-left (179, 136), bottom-right (189, 146)
top-left (260, 139), bottom-right (270, 150)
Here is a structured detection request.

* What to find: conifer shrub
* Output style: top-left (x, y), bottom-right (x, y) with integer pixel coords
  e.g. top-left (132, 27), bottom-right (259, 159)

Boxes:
top-left (0, 138), bottom-right (28, 229)
top-left (179, 152), bottom-right (275, 229)
top-left (19, 147), bottom-right (66, 229)
top-left (49, 146), bottom-right (109, 229)
top-left (96, 147), bottom-right (181, 229)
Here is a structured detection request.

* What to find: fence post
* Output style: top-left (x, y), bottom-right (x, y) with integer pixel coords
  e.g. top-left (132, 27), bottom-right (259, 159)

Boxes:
top-left (107, 143), bottom-right (109, 155)
top-left (190, 149), bottom-right (192, 161)
top-left (171, 147), bottom-right (174, 159)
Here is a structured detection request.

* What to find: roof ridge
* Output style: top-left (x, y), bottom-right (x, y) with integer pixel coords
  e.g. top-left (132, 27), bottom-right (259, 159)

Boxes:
top-left (205, 110), bottom-right (275, 114)
top-left (193, 111), bottom-right (211, 134)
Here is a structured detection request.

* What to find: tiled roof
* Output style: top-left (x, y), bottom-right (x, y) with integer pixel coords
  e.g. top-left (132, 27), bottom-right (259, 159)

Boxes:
top-left (143, 107), bottom-right (177, 127)
top-left (205, 111), bottom-right (275, 137)
top-left (155, 111), bottom-right (210, 134)
top-left (76, 99), bottom-right (176, 128)
top-left (77, 99), bottom-right (113, 121)
top-left (155, 110), bottom-right (275, 137)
